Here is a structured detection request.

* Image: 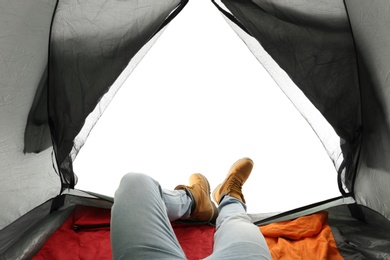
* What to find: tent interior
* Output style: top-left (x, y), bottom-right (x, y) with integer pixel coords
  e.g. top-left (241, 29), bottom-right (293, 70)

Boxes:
top-left (1, 0), bottom-right (390, 259)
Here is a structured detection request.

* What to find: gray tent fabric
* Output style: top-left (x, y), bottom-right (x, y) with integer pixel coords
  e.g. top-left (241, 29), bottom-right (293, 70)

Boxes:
top-left (215, 0), bottom-right (390, 220)
top-left (0, 0), bottom-right (60, 230)
top-left (47, 0), bottom-right (186, 188)
top-left (213, 0), bottom-right (347, 192)
top-left (217, 0), bottom-right (361, 192)
top-left (344, 0), bottom-right (390, 220)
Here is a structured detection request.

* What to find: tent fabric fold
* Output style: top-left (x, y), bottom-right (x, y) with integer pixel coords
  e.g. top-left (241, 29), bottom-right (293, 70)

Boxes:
top-left (217, 0), bottom-right (390, 221)
top-left (219, 0), bottom-right (361, 192)
top-left (47, 0), bottom-right (185, 189)
top-left (24, 66), bottom-right (52, 154)
top-left (220, 0), bottom-right (361, 147)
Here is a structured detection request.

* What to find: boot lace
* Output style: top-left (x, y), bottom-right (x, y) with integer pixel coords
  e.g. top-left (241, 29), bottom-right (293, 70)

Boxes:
top-left (228, 177), bottom-right (244, 201)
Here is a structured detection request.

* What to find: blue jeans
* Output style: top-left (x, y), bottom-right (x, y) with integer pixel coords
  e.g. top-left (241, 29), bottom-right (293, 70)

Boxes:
top-left (111, 173), bottom-right (271, 259)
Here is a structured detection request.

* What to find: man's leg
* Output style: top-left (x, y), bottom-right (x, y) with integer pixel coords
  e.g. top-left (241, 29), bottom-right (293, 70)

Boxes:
top-left (205, 195), bottom-right (271, 260)
top-left (111, 173), bottom-right (187, 259)
top-left (207, 158), bottom-right (271, 259)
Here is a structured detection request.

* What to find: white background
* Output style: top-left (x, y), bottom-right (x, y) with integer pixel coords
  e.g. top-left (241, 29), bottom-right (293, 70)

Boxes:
top-left (74, 0), bottom-right (339, 214)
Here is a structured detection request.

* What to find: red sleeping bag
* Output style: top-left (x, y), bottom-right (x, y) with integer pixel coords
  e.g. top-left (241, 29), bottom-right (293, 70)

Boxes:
top-left (33, 205), bottom-right (215, 260)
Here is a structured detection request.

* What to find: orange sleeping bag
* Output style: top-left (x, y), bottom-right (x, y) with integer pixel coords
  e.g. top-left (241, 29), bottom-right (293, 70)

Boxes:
top-left (260, 211), bottom-right (343, 259)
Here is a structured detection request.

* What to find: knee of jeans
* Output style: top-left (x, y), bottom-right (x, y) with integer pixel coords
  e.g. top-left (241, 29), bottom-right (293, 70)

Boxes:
top-left (217, 212), bottom-right (251, 227)
top-left (119, 172), bottom-right (156, 189)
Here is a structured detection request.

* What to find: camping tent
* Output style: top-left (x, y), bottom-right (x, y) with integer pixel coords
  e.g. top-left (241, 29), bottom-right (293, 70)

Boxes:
top-left (1, 0), bottom-right (390, 259)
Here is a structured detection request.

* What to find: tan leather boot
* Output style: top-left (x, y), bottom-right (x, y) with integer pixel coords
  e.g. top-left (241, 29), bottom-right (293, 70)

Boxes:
top-left (213, 158), bottom-right (253, 204)
top-left (175, 173), bottom-right (218, 223)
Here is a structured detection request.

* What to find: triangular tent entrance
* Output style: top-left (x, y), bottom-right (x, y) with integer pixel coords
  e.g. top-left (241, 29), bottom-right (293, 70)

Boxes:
top-left (1, 0), bottom-right (390, 259)
top-left (73, 0), bottom-right (340, 214)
